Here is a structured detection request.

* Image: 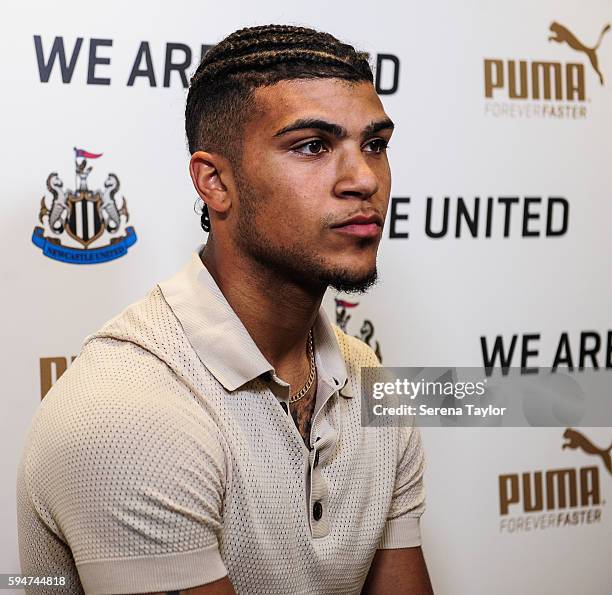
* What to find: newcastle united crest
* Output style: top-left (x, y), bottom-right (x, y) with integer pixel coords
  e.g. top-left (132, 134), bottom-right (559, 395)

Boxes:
top-left (335, 298), bottom-right (383, 363)
top-left (32, 148), bottom-right (137, 264)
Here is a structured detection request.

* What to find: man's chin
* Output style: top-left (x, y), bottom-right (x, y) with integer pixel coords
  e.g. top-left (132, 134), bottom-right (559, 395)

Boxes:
top-left (324, 267), bottom-right (378, 294)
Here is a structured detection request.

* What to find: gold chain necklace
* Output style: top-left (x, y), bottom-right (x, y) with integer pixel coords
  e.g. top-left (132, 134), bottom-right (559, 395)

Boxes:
top-left (288, 329), bottom-right (316, 403)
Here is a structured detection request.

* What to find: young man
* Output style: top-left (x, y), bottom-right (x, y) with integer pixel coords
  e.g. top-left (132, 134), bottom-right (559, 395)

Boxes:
top-left (17, 24), bottom-right (432, 595)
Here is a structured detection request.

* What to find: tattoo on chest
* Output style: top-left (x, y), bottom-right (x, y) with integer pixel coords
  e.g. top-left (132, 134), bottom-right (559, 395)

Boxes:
top-left (290, 387), bottom-right (317, 448)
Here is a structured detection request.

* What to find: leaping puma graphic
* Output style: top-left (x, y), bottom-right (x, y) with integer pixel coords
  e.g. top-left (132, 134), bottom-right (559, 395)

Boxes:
top-left (549, 22), bottom-right (611, 85)
top-left (562, 428), bottom-right (612, 475)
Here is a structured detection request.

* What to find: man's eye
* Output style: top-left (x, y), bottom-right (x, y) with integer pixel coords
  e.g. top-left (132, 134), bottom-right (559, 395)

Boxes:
top-left (365, 139), bottom-right (390, 153)
top-left (293, 140), bottom-right (327, 156)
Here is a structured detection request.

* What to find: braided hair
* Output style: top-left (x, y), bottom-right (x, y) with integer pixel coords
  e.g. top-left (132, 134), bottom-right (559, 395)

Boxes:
top-left (185, 24), bottom-right (374, 232)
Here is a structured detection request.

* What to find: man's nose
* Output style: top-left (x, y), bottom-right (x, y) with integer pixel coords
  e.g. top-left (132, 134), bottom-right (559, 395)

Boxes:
top-left (333, 147), bottom-right (380, 200)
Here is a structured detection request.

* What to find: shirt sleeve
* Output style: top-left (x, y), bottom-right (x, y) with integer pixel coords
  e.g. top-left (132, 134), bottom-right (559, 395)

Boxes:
top-left (378, 422), bottom-right (426, 549)
top-left (20, 338), bottom-right (229, 595)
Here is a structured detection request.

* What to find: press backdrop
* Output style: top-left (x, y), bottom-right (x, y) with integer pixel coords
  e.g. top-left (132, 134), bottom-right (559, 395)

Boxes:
top-left (1, 1), bottom-right (611, 593)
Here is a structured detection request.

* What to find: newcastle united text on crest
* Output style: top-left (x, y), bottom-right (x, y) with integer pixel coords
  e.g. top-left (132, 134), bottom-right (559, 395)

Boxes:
top-left (32, 148), bottom-right (137, 264)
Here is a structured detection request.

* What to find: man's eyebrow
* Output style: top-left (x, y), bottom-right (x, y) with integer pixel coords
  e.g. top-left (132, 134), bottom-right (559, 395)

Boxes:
top-left (273, 118), bottom-right (346, 138)
top-left (273, 117), bottom-right (394, 140)
top-left (361, 118), bottom-right (395, 140)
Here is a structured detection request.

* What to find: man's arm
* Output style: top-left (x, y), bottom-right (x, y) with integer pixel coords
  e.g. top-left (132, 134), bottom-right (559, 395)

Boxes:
top-left (18, 341), bottom-right (232, 595)
top-left (361, 546), bottom-right (433, 594)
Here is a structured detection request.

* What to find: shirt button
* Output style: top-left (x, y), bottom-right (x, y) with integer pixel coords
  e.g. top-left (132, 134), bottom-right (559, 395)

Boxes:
top-left (313, 501), bottom-right (323, 521)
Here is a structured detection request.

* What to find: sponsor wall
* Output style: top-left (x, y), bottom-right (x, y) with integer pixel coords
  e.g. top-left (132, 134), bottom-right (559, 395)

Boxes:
top-left (1, 1), bottom-right (611, 593)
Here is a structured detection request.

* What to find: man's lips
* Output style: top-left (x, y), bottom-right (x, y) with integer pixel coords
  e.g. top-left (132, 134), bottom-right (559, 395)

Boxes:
top-left (332, 222), bottom-right (382, 238)
top-left (331, 212), bottom-right (383, 238)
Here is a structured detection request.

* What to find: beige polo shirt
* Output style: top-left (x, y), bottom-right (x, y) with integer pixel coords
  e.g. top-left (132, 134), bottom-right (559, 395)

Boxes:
top-left (17, 249), bottom-right (426, 595)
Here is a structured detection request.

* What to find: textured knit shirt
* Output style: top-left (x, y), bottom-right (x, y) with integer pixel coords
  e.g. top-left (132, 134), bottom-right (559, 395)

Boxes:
top-left (16, 249), bottom-right (426, 595)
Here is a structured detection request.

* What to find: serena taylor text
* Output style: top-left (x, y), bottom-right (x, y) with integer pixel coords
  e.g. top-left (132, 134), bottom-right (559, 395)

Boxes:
top-left (372, 403), bottom-right (507, 418)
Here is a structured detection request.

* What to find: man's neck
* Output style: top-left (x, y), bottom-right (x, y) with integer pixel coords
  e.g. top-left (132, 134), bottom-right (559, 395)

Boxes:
top-left (199, 241), bottom-right (325, 382)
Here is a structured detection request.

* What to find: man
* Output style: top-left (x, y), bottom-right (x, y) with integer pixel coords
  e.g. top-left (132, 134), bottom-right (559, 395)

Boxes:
top-left (17, 24), bottom-right (432, 595)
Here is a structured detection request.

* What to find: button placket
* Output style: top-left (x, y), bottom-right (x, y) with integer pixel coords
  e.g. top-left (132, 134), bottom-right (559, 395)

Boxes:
top-left (267, 369), bottom-right (340, 538)
top-left (308, 463), bottom-right (330, 537)
top-left (308, 412), bottom-right (337, 538)
top-left (311, 436), bottom-right (323, 521)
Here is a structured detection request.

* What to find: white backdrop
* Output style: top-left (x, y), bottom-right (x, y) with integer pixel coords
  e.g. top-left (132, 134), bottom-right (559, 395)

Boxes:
top-left (1, 1), bottom-right (611, 593)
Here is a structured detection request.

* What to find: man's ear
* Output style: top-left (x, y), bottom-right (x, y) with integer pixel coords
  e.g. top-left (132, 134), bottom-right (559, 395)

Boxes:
top-left (189, 151), bottom-right (234, 216)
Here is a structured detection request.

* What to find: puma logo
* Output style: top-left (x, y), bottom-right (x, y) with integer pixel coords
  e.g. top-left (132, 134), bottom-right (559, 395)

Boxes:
top-left (549, 22), bottom-right (611, 85)
top-left (562, 428), bottom-right (612, 475)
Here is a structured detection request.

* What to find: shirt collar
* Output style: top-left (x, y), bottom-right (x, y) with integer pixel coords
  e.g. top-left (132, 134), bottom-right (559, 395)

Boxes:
top-left (158, 249), bottom-right (352, 397)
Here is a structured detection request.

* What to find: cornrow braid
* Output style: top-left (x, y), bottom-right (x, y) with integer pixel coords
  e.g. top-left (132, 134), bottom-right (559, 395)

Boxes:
top-left (192, 36), bottom-right (356, 83)
top-left (185, 24), bottom-right (374, 234)
top-left (223, 24), bottom-right (320, 44)
top-left (207, 29), bottom-right (356, 56)
top-left (193, 49), bottom-right (370, 84)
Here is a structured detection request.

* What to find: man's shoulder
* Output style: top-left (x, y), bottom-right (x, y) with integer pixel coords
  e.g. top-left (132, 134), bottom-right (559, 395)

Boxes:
top-left (36, 334), bottom-right (201, 441)
top-left (30, 283), bottom-right (208, 445)
top-left (22, 324), bottom-right (225, 508)
top-left (84, 284), bottom-right (178, 350)
top-left (79, 283), bottom-right (201, 378)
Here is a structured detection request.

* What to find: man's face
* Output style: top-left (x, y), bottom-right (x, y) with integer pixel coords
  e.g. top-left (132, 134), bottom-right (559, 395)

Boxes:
top-left (231, 78), bottom-right (393, 294)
